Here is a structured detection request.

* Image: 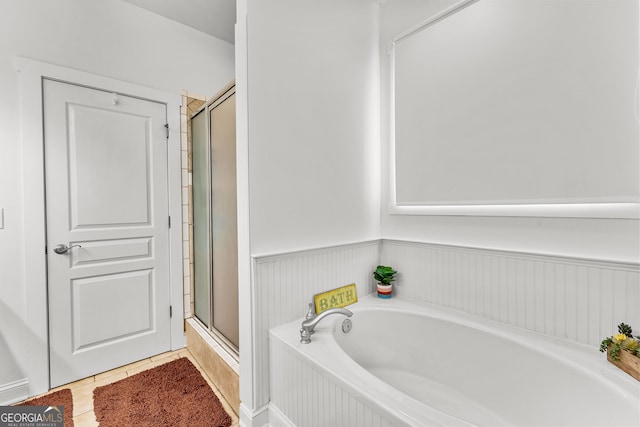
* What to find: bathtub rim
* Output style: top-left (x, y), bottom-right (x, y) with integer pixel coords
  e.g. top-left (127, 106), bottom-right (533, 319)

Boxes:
top-left (269, 295), bottom-right (640, 426)
top-left (269, 315), bottom-right (470, 426)
top-left (342, 298), bottom-right (640, 392)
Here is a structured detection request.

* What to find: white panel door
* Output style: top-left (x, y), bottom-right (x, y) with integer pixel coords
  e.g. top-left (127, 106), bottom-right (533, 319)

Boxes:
top-left (44, 79), bottom-right (171, 387)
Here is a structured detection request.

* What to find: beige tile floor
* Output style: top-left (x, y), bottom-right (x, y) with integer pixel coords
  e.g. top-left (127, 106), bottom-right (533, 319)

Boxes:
top-left (32, 348), bottom-right (239, 426)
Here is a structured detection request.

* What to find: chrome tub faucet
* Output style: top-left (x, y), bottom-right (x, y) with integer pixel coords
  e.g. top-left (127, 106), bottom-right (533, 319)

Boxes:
top-left (300, 307), bottom-right (353, 344)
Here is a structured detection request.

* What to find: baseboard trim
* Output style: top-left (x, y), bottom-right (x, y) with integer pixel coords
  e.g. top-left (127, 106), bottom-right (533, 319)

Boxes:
top-left (0, 378), bottom-right (29, 405)
top-left (239, 403), bottom-right (270, 427)
top-left (267, 404), bottom-right (295, 427)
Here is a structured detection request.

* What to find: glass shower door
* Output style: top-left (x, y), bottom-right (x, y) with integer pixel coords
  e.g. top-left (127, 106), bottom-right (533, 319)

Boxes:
top-left (191, 110), bottom-right (211, 327)
top-left (190, 86), bottom-right (239, 352)
top-left (210, 93), bottom-right (239, 349)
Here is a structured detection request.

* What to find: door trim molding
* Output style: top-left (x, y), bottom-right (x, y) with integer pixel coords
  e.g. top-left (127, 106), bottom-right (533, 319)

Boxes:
top-left (16, 57), bottom-right (184, 396)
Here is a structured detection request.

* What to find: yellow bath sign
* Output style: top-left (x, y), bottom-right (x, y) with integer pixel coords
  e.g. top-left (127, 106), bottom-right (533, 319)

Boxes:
top-left (314, 283), bottom-right (358, 314)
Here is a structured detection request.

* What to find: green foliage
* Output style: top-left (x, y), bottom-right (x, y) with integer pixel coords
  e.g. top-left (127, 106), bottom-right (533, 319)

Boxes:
top-left (373, 265), bottom-right (397, 285)
top-left (622, 338), bottom-right (639, 352)
top-left (609, 344), bottom-right (622, 361)
top-left (618, 323), bottom-right (634, 337)
top-left (600, 323), bottom-right (640, 361)
top-left (599, 337), bottom-right (613, 353)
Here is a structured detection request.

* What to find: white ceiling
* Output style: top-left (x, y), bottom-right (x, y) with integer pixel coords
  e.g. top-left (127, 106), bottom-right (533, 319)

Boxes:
top-left (122, 0), bottom-right (236, 44)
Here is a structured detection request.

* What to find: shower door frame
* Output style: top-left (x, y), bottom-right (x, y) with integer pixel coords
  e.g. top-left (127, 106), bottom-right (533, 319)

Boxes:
top-left (190, 82), bottom-right (239, 358)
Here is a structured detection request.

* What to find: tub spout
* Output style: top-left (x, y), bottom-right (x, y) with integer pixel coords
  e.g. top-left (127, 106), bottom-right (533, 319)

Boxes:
top-left (300, 307), bottom-right (353, 344)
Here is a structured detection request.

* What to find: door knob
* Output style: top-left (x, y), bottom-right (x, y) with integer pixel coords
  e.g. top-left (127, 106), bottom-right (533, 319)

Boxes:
top-left (53, 244), bottom-right (82, 254)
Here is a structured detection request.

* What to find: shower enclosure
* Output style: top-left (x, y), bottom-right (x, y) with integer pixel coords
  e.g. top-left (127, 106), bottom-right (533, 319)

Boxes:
top-left (191, 84), bottom-right (239, 354)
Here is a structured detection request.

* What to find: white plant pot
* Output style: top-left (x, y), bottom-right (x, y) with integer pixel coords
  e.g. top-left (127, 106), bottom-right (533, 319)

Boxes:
top-left (377, 283), bottom-right (392, 299)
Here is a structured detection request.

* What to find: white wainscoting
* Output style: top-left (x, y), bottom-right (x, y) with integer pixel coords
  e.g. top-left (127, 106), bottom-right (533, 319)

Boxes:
top-left (251, 241), bottom-right (381, 410)
top-left (269, 336), bottom-right (405, 427)
top-left (250, 239), bottom-right (638, 426)
top-left (381, 239), bottom-right (640, 348)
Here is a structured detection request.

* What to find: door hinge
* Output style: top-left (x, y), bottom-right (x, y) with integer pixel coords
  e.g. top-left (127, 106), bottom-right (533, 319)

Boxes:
top-left (45, 246), bottom-right (48, 255)
top-left (164, 123), bottom-right (169, 139)
top-left (168, 216), bottom-right (171, 228)
top-left (170, 305), bottom-right (173, 318)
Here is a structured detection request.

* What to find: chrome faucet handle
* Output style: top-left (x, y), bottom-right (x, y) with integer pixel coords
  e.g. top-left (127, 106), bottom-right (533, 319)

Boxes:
top-left (305, 302), bottom-right (316, 320)
top-left (304, 302), bottom-right (317, 336)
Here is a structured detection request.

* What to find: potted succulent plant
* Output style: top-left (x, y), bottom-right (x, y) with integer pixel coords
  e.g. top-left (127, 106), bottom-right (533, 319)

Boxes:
top-left (373, 265), bottom-right (397, 299)
top-left (600, 323), bottom-right (640, 381)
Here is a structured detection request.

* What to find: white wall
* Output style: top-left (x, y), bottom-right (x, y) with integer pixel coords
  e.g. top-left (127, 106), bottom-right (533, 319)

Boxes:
top-left (0, 0), bottom-right (233, 399)
top-left (237, 1), bottom-right (638, 424)
top-left (393, 0), bottom-right (638, 206)
top-left (238, 0), bottom-right (379, 422)
top-left (245, 0), bottom-right (380, 256)
top-left (379, 0), bottom-right (639, 263)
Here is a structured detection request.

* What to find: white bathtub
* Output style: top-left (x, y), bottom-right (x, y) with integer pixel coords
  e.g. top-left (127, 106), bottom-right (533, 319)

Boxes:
top-left (269, 296), bottom-right (640, 427)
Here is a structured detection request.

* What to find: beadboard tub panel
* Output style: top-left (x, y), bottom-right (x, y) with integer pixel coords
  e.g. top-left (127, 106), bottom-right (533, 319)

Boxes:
top-left (380, 239), bottom-right (640, 348)
top-left (250, 238), bottom-right (639, 420)
top-left (269, 337), bottom-right (403, 427)
top-left (251, 240), bottom-right (381, 409)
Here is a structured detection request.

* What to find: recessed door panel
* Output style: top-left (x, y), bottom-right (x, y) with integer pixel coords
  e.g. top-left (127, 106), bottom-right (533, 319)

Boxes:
top-left (70, 237), bottom-right (153, 267)
top-left (72, 270), bottom-right (153, 351)
top-left (69, 105), bottom-right (151, 228)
